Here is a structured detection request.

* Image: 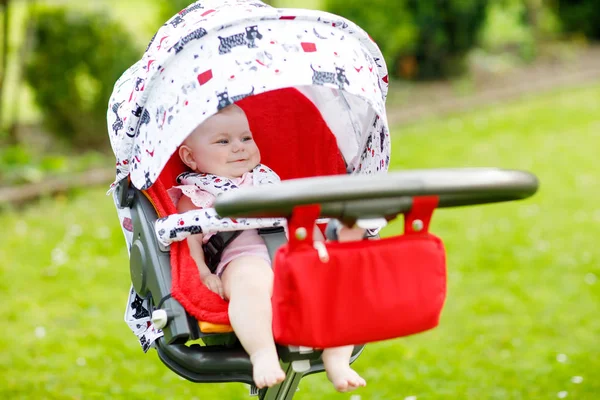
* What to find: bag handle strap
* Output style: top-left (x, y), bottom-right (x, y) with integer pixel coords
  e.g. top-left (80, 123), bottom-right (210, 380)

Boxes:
top-left (287, 204), bottom-right (321, 251)
top-left (404, 196), bottom-right (439, 234)
top-left (286, 196), bottom-right (438, 250)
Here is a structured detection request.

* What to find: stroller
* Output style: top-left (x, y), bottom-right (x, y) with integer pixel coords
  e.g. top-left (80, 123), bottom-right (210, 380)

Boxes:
top-left (107, 1), bottom-right (539, 398)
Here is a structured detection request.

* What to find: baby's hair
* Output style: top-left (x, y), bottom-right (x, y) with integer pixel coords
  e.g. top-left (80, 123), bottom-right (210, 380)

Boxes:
top-left (182, 104), bottom-right (245, 146)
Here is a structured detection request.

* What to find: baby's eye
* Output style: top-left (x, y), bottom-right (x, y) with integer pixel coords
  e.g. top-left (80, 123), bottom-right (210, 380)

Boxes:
top-left (217, 139), bottom-right (229, 144)
top-left (242, 136), bottom-right (253, 142)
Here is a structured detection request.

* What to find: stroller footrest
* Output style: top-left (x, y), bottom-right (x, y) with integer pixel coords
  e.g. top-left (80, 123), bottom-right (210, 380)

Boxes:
top-left (155, 338), bottom-right (254, 384)
top-left (155, 338), bottom-right (363, 385)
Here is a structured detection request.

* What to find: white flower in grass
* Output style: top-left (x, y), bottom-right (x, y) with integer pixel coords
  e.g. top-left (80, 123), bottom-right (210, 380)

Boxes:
top-left (35, 326), bottom-right (46, 339)
top-left (404, 396), bottom-right (417, 400)
top-left (76, 357), bottom-right (86, 366)
top-left (51, 247), bottom-right (68, 266)
top-left (556, 354), bottom-right (568, 363)
top-left (571, 376), bottom-right (583, 384)
top-left (585, 273), bottom-right (596, 285)
top-left (575, 174), bottom-right (595, 188)
top-left (557, 391), bottom-right (568, 398)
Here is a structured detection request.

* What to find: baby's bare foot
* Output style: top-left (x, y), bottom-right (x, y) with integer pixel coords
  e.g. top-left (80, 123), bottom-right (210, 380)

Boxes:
top-left (250, 349), bottom-right (286, 388)
top-left (324, 360), bottom-right (366, 392)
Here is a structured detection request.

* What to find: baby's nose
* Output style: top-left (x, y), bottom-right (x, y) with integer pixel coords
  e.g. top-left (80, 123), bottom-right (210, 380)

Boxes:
top-left (231, 140), bottom-right (244, 151)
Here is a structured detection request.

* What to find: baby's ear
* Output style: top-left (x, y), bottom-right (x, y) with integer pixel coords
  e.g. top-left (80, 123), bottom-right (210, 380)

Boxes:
top-left (179, 145), bottom-right (196, 171)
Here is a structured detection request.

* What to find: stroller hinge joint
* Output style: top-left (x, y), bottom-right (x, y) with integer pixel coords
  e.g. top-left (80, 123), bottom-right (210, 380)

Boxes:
top-left (117, 179), bottom-right (135, 208)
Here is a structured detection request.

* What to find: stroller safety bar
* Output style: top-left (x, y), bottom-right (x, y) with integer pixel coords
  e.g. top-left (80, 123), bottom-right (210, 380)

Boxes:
top-left (153, 168), bottom-right (537, 246)
top-left (214, 168), bottom-right (539, 220)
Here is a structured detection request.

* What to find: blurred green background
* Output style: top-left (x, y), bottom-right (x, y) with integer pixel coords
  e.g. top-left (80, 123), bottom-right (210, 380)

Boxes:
top-left (1, 0), bottom-right (599, 399)
top-left (0, 0), bottom-right (597, 182)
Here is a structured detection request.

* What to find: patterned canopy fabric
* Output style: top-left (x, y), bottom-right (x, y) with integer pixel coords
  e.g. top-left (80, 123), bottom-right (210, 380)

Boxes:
top-left (107, 0), bottom-right (391, 190)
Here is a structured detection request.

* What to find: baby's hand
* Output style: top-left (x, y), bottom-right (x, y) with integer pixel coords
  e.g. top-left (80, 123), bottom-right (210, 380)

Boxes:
top-left (202, 274), bottom-right (224, 299)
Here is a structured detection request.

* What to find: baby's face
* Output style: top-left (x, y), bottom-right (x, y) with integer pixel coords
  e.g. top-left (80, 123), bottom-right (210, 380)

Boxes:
top-left (182, 106), bottom-right (260, 178)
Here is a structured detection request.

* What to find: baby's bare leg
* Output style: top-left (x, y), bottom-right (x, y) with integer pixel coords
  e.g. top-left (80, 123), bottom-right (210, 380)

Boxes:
top-left (322, 345), bottom-right (366, 392)
top-left (221, 256), bottom-right (285, 388)
top-left (321, 225), bottom-right (366, 392)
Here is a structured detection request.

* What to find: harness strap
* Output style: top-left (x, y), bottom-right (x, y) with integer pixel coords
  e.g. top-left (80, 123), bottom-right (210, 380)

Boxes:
top-left (203, 231), bottom-right (243, 273)
top-left (258, 227), bottom-right (287, 264)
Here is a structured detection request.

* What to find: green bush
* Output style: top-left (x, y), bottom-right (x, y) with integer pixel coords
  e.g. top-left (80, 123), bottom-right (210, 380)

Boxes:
top-left (553, 0), bottom-right (600, 39)
top-left (324, 0), bottom-right (489, 80)
top-left (25, 7), bottom-right (139, 148)
top-left (157, 0), bottom-right (197, 25)
top-left (323, 0), bottom-right (417, 78)
top-left (479, 0), bottom-right (537, 62)
top-left (0, 144), bottom-right (57, 185)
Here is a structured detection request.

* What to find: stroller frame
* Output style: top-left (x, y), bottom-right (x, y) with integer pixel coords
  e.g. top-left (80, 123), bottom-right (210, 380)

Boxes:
top-left (107, 3), bottom-right (538, 398)
top-left (119, 180), bottom-right (365, 399)
top-left (118, 168), bottom-right (538, 399)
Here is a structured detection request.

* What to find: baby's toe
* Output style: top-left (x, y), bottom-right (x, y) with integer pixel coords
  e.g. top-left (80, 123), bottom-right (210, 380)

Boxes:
top-left (254, 376), bottom-right (267, 389)
top-left (273, 370), bottom-right (286, 385)
top-left (334, 379), bottom-right (350, 392)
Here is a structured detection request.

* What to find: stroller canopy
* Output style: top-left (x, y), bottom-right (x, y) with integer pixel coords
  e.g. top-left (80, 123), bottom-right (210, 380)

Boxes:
top-left (107, 0), bottom-right (391, 190)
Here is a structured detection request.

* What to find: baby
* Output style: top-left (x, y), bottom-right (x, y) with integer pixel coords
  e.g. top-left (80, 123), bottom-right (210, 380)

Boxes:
top-left (172, 104), bottom-right (367, 392)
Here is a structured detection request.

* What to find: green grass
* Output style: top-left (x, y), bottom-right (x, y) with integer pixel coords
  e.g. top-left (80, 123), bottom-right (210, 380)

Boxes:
top-left (274, 0), bottom-right (323, 9)
top-left (1, 82), bottom-right (600, 399)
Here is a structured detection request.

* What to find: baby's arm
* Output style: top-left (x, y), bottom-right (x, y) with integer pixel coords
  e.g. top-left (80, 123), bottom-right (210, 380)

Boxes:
top-left (177, 196), bottom-right (224, 299)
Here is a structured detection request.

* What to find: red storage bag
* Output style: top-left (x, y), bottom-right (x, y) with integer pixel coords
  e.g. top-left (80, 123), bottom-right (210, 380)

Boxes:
top-left (271, 197), bottom-right (447, 348)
